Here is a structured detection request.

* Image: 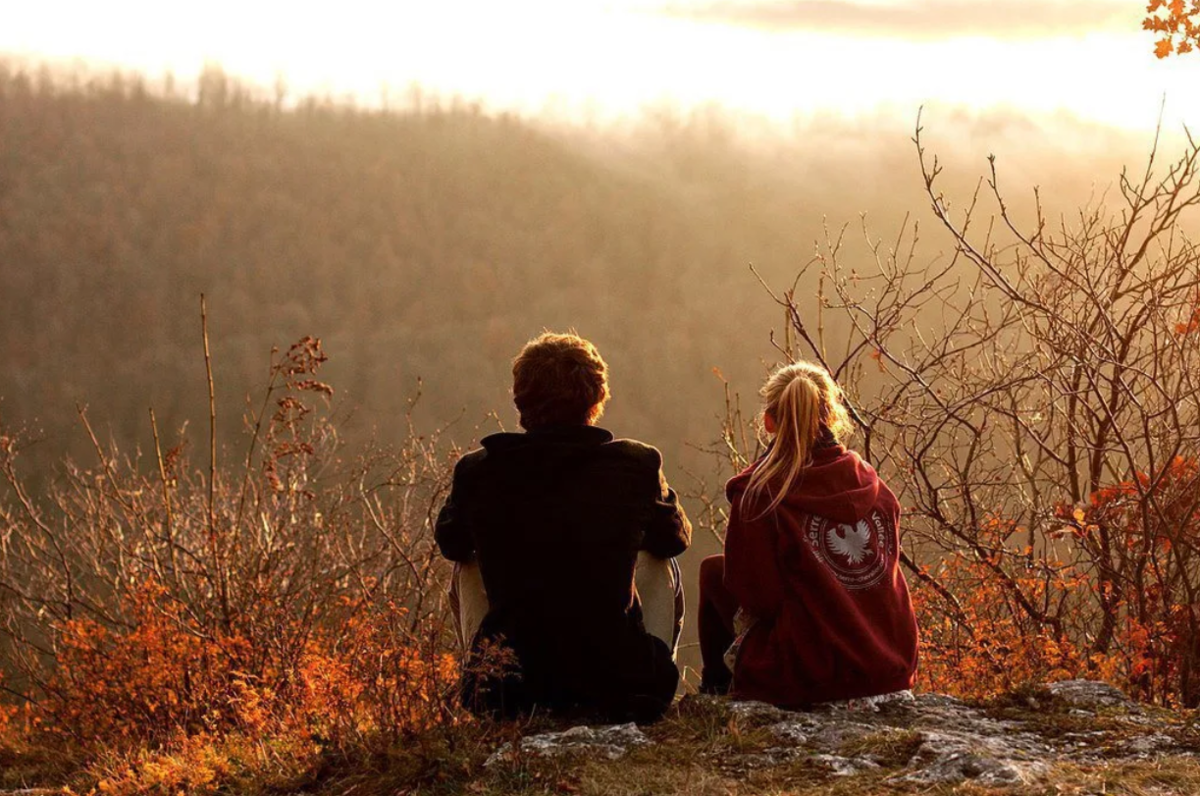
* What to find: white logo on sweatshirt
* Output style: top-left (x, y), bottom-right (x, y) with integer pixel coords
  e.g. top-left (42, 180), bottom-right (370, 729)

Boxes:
top-left (827, 520), bottom-right (874, 565)
top-left (805, 511), bottom-right (893, 590)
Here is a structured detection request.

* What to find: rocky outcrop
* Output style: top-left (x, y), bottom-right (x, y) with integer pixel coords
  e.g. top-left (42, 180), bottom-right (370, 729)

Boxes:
top-left (723, 691), bottom-right (1055, 787)
top-left (486, 722), bottom-right (653, 766)
top-left (1043, 679), bottom-right (1133, 708)
top-left (488, 681), bottom-right (1197, 790)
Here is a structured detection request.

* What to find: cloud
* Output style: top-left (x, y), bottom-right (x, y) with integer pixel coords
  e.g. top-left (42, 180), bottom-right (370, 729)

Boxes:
top-left (662, 0), bottom-right (1139, 39)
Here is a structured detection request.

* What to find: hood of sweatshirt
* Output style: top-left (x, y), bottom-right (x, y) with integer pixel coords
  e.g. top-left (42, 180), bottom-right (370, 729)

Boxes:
top-left (725, 442), bottom-right (881, 525)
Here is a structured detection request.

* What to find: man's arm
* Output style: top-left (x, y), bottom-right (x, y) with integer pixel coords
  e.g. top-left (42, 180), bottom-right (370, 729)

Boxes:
top-left (435, 455), bottom-right (478, 563)
top-left (641, 450), bottom-right (692, 559)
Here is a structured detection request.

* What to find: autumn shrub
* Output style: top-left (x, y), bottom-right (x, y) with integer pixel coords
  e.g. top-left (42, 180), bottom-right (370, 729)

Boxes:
top-left (701, 124), bottom-right (1200, 705)
top-left (1059, 456), bottom-right (1200, 704)
top-left (902, 461), bottom-right (1200, 704)
top-left (908, 541), bottom-right (1092, 699)
top-left (0, 674), bottom-right (18, 748)
top-left (300, 597), bottom-right (462, 747)
top-left (0, 330), bottom-right (470, 788)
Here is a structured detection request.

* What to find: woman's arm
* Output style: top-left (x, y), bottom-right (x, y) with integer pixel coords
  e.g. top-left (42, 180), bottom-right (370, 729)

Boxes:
top-left (723, 498), bottom-right (786, 617)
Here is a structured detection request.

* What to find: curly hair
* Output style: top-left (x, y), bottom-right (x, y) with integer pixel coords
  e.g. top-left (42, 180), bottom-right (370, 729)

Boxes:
top-left (512, 332), bottom-right (610, 430)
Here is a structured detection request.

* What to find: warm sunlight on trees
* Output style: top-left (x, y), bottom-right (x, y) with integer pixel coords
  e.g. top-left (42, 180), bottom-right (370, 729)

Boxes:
top-left (1146, 0), bottom-right (1200, 57)
top-left (713, 116), bottom-right (1200, 705)
top-left (0, 333), bottom-right (465, 775)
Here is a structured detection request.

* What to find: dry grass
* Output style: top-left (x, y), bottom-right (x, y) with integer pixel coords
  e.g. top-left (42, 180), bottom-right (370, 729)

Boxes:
top-left (8, 677), bottom-right (1200, 795)
top-left (280, 694), bottom-right (1200, 796)
top-left (838, 729), bottom-right (926, 768)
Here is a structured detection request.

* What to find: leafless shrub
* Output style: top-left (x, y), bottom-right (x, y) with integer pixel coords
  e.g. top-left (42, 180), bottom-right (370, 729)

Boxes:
top-left (711, 115), bottom-right (1200, 704)
top-left (0, 300), bottom-right (467, 749)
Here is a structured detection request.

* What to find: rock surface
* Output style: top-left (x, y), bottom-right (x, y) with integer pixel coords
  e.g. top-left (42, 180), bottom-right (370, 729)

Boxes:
top-left (485, 722), bottom-right (653, 766)
top-left (485, 681), bottom-right (1198, 790)
top-left (724, 691), bottom-right (1057, 787)
top-left (1045, 679), bottom-right (1134, 709)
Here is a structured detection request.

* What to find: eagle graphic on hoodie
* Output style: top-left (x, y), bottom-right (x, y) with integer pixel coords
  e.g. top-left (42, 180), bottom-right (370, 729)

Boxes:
top-left (722, 440), bottom-right (919, 708)
top-left (828, 520), bottom-right (873, 566)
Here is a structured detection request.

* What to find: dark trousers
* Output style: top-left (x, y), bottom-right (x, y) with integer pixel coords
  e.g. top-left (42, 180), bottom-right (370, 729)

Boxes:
top-left (698, 554), bottom-right (739, 693)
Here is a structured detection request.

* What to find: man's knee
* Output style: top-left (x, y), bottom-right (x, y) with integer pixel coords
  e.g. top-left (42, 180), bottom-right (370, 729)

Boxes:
top-left (635, 551), bottom-right (683, 653)
top-left (453, 562), bottom-right (489, 651)
top-left (633, 554), bottom-right (681, 605)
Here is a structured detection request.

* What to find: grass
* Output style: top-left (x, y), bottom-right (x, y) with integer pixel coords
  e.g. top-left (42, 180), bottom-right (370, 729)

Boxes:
top-left (838, 729), bottom-right (926, 768)
top-left (288, 697), bottom-right (1193, 796)
top-left (0, 742), bottom-right (80, 792)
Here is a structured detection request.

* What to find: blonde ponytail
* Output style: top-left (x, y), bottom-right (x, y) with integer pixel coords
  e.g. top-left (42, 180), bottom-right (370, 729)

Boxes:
top-left (742, 361), bottom-right (854, 516)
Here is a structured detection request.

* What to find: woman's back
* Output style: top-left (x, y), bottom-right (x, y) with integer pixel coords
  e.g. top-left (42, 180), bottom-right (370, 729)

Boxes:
top-left (697, 360), bottom-right (918, 706)
top-left (722, 443), bottom-right (918, 707)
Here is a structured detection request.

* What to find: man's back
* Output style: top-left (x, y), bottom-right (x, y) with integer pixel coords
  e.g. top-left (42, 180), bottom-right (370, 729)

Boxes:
top-left (436, 424), bottom-right (690, 721)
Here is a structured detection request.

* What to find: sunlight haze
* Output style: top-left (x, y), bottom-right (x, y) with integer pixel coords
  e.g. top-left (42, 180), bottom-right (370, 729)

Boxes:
top-left (3, 0), bottom-right (1197, 130)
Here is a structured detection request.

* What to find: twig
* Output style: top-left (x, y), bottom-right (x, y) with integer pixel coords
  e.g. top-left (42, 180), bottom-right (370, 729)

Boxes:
top-left (150, 407), bottom-right (178, 584)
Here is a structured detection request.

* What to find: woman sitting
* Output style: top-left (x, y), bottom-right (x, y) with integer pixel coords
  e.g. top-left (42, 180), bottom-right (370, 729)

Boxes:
top-left (698, 361), bottom-right (919, 707)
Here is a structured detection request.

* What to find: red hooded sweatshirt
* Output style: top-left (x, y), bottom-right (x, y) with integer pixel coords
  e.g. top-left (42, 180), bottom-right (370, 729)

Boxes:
top-left (724, 442), bottom-right (918, 707)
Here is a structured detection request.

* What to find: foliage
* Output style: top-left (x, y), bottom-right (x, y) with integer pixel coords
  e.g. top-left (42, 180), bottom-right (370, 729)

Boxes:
top-left (908, 531), bottom-right (1099, 699)
top-left (0, 673), bottom-right (17, 746)
top-left (0, 332), bottom-right (469, 792)
top-left (1146, 0), bottom-right (1200, 58)
top-left (1064, 456), bottom-right (1200, 703)
top-left (710, 118), bottom-right (1200, 705)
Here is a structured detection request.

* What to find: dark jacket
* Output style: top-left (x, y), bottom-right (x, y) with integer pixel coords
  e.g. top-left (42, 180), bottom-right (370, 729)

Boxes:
top-left (436, 425), bottom-right (691, 722)
top-left (724, 443), bottom-right (918, 708)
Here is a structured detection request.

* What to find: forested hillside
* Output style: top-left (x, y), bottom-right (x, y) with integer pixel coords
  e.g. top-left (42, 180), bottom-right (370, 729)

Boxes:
top-left (0, 65), bottom-right (1147, 492)
top-left (0, 68), bottom-right (786, 484)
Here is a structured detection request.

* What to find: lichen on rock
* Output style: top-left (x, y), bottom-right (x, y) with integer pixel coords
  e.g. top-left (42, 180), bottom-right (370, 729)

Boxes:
top-left (485, 722), bottom-right (653, 767)
top-left (1045, 679), bottom-right (1134, 709)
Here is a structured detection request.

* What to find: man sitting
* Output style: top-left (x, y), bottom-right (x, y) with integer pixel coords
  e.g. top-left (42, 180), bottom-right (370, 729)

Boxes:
top-left (436, 331), bottom-right (691, 723)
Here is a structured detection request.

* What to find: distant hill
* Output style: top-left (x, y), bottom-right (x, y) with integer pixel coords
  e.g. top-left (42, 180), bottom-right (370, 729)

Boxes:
top-left (0, 68), bottom-right (803, 483)
top-left (0, 63), bottom-right (1152, 501)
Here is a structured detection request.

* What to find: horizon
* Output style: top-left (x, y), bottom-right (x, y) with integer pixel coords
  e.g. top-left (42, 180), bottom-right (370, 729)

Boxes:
top-left (4, 0), bottom-right (1199, 133)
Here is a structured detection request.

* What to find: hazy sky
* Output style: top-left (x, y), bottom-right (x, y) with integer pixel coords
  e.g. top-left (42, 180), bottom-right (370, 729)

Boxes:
top-left (3, 0), bottom-right (1197, 130)
top-left (669, 0), bottom-right (1134, 37)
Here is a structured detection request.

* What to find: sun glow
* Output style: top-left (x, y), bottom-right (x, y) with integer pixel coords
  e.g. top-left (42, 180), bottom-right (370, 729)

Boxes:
top-left (3, 0), bottom-right (1200, 131)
